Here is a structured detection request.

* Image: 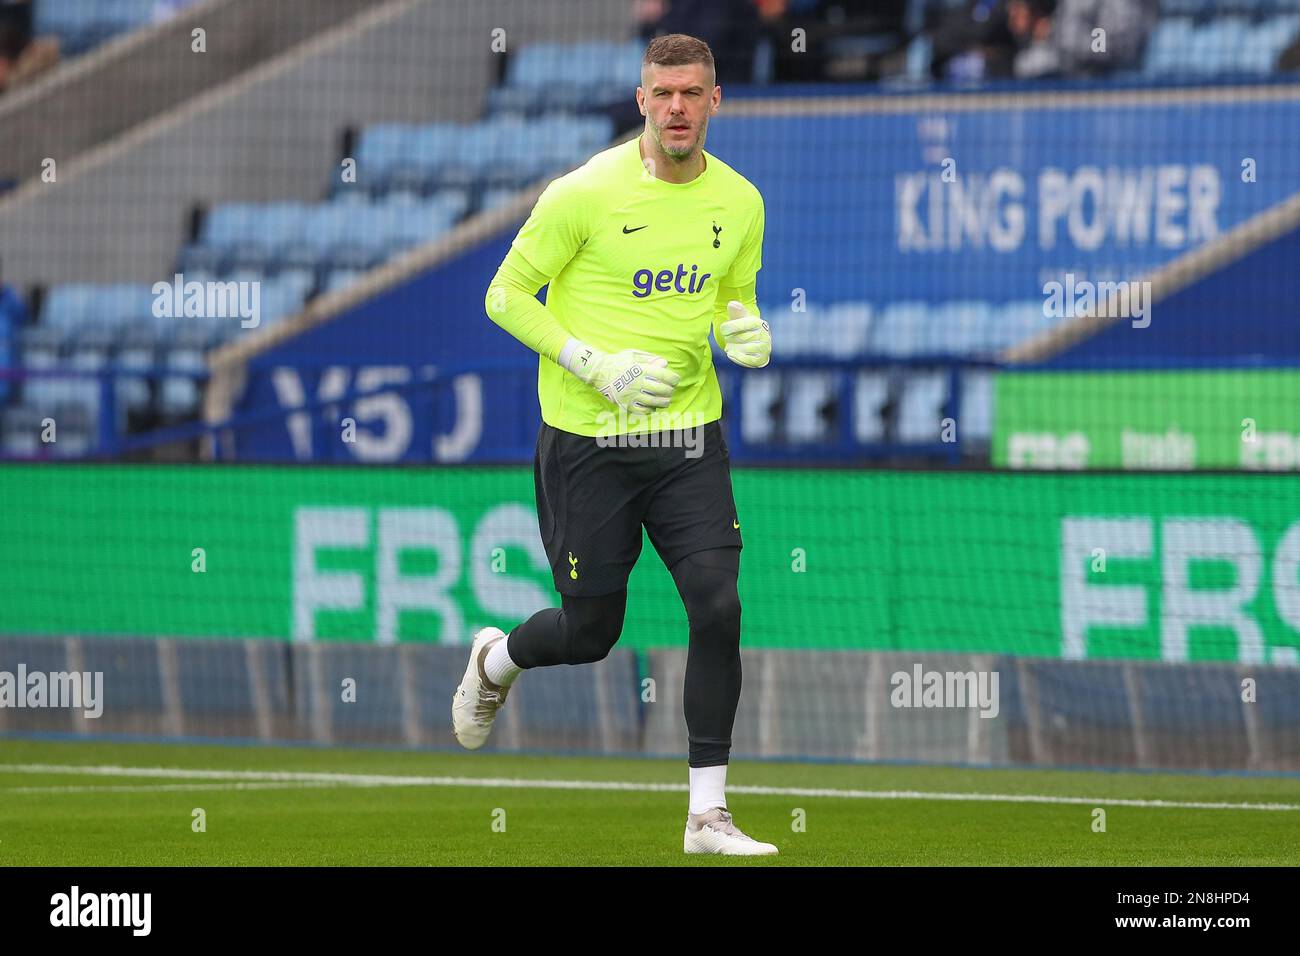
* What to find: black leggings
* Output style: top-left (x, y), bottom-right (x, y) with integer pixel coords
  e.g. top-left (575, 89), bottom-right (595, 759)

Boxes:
top-left (506, 547), bottom-right (741, 768)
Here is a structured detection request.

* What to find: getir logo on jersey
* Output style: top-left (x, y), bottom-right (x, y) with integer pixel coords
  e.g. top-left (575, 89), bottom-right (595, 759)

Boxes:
top-left (632, 264), bottom-right (711, 298)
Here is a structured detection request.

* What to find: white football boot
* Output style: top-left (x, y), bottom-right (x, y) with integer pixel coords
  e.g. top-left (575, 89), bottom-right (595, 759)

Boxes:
top-left (451, 627), bottom-right (512, 750)
top-left (684, 807), bottom-right (779, 856)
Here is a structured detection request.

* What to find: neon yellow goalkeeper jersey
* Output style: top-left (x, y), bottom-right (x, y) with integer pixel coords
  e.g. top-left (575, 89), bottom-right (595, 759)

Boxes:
top-left (487, 135), bottom-right (765, 437)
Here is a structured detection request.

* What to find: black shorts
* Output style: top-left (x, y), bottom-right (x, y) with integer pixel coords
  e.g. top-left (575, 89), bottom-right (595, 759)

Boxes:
top-left (534, 418), bottom-right (743, 597)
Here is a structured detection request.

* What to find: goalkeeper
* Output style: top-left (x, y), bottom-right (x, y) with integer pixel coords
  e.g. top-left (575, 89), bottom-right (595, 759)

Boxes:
top-left (454, 34), bottom-right (775, 856)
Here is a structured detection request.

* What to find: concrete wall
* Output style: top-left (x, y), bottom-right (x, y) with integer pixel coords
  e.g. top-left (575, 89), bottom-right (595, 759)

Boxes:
top-left (0, 0), bottom-right (373, 186)
top-left (3, 636), bottom-right (1295, 772)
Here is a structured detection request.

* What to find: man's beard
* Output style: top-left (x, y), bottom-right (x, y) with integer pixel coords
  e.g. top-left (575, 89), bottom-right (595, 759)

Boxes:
top-left (656, 119), bottom-right (704, 160)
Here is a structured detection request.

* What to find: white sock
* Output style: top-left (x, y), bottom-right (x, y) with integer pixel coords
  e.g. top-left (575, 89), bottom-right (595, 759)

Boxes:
top-left (688, 765), bottom-right (728, 815)
top-left (484, 635), bottom-right (523, 686)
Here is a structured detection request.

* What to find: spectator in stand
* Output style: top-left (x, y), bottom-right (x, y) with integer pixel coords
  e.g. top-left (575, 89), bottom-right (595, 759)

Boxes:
top-left (1008, 0), bottom-right (1060, 78)
top-left (0, 0), bottom-right (32, 92)
top-left (0, 0), bottom-right (58, 95)
top-left (751, 0), bottom-right (824, 83)
top-left (1281, 32), bottom-right (1300, 72)
top-left (1048, 0), bottom-right (1158, 76)
top-left (0, 276), bottom-right (25, 406)
top-left (636, 0), bottom-right (762, 84)
top-left (928, 0), bottom-right (1017, 82)
top-left (1007, 0), bottom-right (1158, 79)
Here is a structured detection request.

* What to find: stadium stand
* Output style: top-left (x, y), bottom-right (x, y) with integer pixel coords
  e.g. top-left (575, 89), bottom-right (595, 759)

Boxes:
top-left (2, 0), bottom-right (1300, 457)
top-left (29, 0), bottom-right (202, 58)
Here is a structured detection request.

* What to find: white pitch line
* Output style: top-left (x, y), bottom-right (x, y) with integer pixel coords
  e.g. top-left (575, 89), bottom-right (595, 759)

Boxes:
top-left (2, 781), bottom-right (344, 795)
top-left (1, 763), bottom-right (1297, 811)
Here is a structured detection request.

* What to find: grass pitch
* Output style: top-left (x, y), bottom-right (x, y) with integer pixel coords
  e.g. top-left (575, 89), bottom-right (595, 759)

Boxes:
top-left (1, 738), bottom-right (1298, 866)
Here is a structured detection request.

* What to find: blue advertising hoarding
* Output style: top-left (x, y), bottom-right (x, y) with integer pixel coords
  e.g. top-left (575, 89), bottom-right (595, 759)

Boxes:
top-left (229, 89), bottom-right (1300, 462)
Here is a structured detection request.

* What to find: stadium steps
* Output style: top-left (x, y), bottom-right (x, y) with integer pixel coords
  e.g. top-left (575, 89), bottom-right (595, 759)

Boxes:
top-left (0, 0), bottom-right (376, 193)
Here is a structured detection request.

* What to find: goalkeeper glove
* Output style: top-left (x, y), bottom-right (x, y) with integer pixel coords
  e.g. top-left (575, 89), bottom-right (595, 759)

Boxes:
top-left (719, 300), bottom-right (771, 368)
top-left (558, 338), bottom-right (680, 415)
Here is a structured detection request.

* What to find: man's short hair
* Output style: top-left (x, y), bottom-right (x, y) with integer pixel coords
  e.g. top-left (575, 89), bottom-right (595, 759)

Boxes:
top-left (642, 34), bottom-right (715, 82)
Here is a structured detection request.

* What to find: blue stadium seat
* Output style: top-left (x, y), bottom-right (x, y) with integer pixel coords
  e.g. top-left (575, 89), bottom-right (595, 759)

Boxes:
top-left (930, 301), bottom-right (991, 356)
top-left (767, 302), bottom-right (818, 358)
top-left (543, 83), bottom-right (596, 115)
top-left (329, 203), bottom-right (390, 263)
top-left (203, 203), bottom-right (259, 248)
top-left (41, 284), bottom-right (97, 335)
top-left (33, 0), bottom-right (99, 53)
top-left (479, 188), bottom-right (519, 213)
top-left (578, 115), bottom-right (615, 148)
top-left (527, 115), bottom-right (589, 169)
top-left (114, 341), bottom-right (155, 413)
top-left (853, 372), bottom-right (889, 443)
top-left (100, 283), bottom-right (156, 337)
top-left (1192, 17), bottom-right (1251, 74)
top-left (897, 372), bottom-right (948, 443)
top-left (176, 242), bottom-right (227, 275)
top-left (431, 189), bottom-right (470, 221)
top-left (22, 376), bottom-right (100, 420)
top-left (1143, 18), bottom-right (1196, 74)
top-left (324, 269), bottom-right (364, 294)
top-left (822, 302), bottom-right (874, 358)
top-left (261, 202), bottom-right (310, 248)
top-left (20, 325), bottom-right (65, 367)
top-left (96, 0), bottom-right (155, 33)
top-left (356, 124), bottom-right (414, 184)
top-left (1158, 0), bottom-right (1212, 15)
top-left (171, 310), bottom-right (224, 351)
top-left (480, 159), bottom-right (536, 192)
top-left (988, 300), bottom-right (1051, 351)
top-left (501, 39), bottom-right (639, 115)
top-left (48, 399), bottom-right (95, 457)
top-left (222, 202), bottom-right (308, 272)
top-left (873, 302), bottom-right (929, 356)
top-left (566, 41), bottom-right (619, 87)
top-left (739, 372), bottom-right (779, 444)
top-left (1239, 18), bottom-right (1282, 71)
top-left (385, 124), bottom-right (460, 196)
top-left (610, 40), bottom-right (644, 84)
top-left (1263, 14), bottom-right (1300, 58)
top-left (256, 276), bottom-right (309, 328)
top-left (159, 348), bottom-right (203, 416)
top-left (507, 43), bottom-right (566, 89)
top-left (227, 242), bottom-right (281, 275)
top-left (785, 372), bottom-right (837, 443)
top-left (959, 370), bottom-right (994, 444)
top-left (1, 405), bottom-right (46, 456)
top-left (481, 117), bottom-right (530, 162)
top-left (69, 324), bottom-right (114, 371)
top-left (302, 203), bottom-right (357, 253)
top-left (330, 187), bottom-right (371, 206)
top-left (384, 200), bottom-right (454, 254)
top-left (486, 86), bottom-right (542, 118)
top-left (277, 268), bottom-right (316, 303)
top-left (34, 0), bottom-right (97, 35)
